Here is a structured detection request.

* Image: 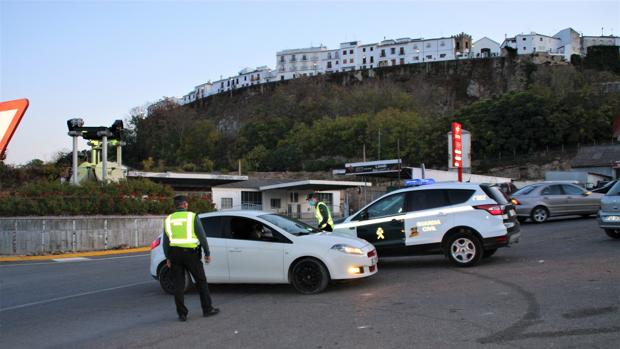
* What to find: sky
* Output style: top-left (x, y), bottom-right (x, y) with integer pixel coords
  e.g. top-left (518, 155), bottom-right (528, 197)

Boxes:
top-left (1, 0), bottom-right (619, 165)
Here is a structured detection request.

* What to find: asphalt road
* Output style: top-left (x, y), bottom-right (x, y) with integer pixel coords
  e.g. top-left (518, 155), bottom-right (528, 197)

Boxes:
top-left (1, 217), bottom-right (619, 349)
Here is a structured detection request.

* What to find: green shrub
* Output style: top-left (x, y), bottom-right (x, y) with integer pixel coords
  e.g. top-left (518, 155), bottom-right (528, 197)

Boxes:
top-left (0, 179), bottom-right (214, 216)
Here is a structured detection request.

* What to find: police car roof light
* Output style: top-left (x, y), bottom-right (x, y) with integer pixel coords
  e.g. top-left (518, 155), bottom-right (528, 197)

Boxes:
top-left (405, 178), bottom-right (435, 187)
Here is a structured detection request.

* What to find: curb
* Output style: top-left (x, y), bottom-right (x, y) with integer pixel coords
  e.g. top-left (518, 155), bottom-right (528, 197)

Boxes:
top-left (0, 247), bottom-right (150, 262)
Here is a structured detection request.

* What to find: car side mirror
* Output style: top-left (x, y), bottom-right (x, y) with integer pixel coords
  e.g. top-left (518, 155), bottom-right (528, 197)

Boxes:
top-left (583, 191), bottom-right (592, 196)
top-left (359, 210), bottom-right (368, 221)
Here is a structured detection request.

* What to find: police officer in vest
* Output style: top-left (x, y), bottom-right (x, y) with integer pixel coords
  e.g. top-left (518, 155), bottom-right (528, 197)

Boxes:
top-left (163, 195), bottom-right (219, 321)
top-left (306, 192), bottom-right (334, 232)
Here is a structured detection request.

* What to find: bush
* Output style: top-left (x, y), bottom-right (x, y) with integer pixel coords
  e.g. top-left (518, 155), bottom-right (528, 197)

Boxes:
top-left (0, 179), bottom-right (214, 216)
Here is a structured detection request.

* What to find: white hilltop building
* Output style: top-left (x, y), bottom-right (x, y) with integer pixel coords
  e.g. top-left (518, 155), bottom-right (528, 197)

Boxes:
top-left (472, 37), bottom-right (501, 58)
top-left (147, 28), bottom-right (618, 108)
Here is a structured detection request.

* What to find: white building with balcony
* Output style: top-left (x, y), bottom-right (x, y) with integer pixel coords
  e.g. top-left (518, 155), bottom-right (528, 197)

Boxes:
top-left (275, 46), bottom-right (327, 81)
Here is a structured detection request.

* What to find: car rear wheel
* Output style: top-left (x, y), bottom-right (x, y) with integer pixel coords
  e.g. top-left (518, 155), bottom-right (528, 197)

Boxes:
top-left (158, 263), bottom-right (191, 295)
top-left (446, 233), bottom-right (483, 267)
top-left (530, 206), bottom-right (549, 223)
top-left (604, 229), bottom-right (620, 239)
top-left (290, 258), bottom-right (329, 294)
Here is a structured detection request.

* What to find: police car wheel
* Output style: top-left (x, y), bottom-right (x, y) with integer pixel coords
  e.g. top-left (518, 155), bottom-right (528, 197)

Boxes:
top-left (530, 206), bottom-right (549, 223)
top-left (158, 264), bottom-right (191, 295)
top-left (290, 258), bottom-right (329, 294)
top-left (446, 233), bottom-right (483, 267)
top-left (604, 229), bottom-right (620, 239)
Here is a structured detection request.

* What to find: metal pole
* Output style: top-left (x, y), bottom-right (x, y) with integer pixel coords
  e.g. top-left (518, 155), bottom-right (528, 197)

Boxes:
top-left (116, 142), bottom-right (122, 168)
top-left (72, 136), bottom-right (78, 185)
top-left (101, 136), bottom-right (108, 182)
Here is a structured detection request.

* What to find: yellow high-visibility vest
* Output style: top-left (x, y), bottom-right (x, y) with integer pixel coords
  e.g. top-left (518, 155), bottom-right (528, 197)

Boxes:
top-left (315, 202), bottom-right (334, 230)
top-left (164, 211), bottom-right (199, 248)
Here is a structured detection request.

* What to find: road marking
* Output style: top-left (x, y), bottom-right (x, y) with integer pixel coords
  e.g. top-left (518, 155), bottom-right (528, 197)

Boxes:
top-left (0, 254), bottom-right (149, 268)
top-left (0, 246), bottom-right (150, 262)
top-left (52, 257), bottom-right (90, 262)
top-left (0, 281), bottom-right (152, 313)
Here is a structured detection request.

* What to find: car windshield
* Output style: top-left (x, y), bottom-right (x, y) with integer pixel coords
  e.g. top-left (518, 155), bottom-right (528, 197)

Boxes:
top-left (513, 184), bottom-right (540, 196)
top-left (606, 181), bottom-right (620, 196)
top-left (259, 214), bottom-right (320, 236)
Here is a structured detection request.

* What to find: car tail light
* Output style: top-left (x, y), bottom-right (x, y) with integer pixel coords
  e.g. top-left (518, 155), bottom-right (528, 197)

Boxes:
top-left (150, 237), bottom-right (161, 250)
top-left (474, 204), bottom-right (504, 215)
top-left (367, 250), bottom-right (376, 258)
top-left (496, 236), bottom-right (508, 244)
top-left (511, 198), bottom-right (520, 205)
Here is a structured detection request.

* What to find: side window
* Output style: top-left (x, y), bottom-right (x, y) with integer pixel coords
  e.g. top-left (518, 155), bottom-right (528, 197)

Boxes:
top-left (361, 193), bottom-right (406, 220)
top-left (408, 190), bottom-right (449, 211)
top-left (542, 185), bottom-right (563, 195)
top-left (228, 217), bottom-right (288, 243)
top-left (562, 184), bottom-right (584, 195)
top-left (200, 217), bottom-right (223, 238)
top-left (447, 189), bottom-right (475, 205)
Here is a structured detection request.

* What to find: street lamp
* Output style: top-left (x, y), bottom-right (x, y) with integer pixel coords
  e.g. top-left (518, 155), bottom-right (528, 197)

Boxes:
top-left (67, 118), bottom-right (84, 185)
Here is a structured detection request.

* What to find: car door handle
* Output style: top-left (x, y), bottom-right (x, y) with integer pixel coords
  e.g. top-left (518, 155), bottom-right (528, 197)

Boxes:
top-left (349, 227), bottom-right (355, 230)
top-left (438, 212), bottom-right (447, 216)
top-left (229, 248), bottom-right (242, 253)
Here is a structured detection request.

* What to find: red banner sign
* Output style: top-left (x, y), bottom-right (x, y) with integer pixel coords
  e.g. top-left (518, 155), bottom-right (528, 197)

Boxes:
top-left (451, 122), bottom-right (463, 168)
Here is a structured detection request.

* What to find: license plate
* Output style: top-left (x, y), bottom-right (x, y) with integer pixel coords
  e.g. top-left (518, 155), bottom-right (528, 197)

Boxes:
top-left (509, 209), bottom-right (516, 216)
top-left (605, 215), bottom-right (620, 222)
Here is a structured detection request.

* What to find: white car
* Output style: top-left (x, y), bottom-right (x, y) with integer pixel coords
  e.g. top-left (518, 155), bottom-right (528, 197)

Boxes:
top-left (333, 181), bottom-right (520, 267)
top-left (150, 210), bottom-right (377, 294)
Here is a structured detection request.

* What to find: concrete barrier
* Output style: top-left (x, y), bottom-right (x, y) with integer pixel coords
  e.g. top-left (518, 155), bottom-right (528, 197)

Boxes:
top-left (0, 216), bottom-right (165, 255)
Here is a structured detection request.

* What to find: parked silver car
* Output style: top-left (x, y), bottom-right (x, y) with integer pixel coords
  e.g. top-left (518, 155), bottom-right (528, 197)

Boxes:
top-left (598, 181), bottom-right (620, 239)
top-left (512, 182), bottom-right (602, 223)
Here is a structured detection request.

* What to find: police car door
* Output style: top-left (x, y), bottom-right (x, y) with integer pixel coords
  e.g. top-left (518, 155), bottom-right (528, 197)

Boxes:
top-left (352, 192), bottom-right (407, 252)
top-left (404, 189), bottom-right (453, 246)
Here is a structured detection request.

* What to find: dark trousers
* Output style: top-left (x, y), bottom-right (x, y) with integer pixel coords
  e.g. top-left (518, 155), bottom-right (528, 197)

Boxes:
top-left (169, 246), bottom-right (213, 316)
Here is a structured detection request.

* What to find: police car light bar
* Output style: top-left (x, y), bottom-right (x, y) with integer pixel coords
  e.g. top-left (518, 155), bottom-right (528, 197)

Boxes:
top-left (405, 178), bottom-right (435, 187)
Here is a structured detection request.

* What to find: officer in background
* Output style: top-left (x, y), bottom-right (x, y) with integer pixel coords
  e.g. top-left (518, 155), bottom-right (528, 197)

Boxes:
top-left (306, 192), bottom-right (334, 232)
top-left (163, 195), bottom-right (219, 321)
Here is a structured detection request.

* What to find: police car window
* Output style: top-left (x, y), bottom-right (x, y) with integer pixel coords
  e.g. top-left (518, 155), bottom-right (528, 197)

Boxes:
top-left (561, 184), bottom-right (584, 195)
top-left (200, 217), bottom-right (223, 238)
top-left (408, 190), bottom-right (449, 211)
top-left (366, 193), bottom-right (406, 219)
top-left (542, 185), bottom-right (562, 195)
top-left (480, 185), bottom-right (509, 205)
top-left (447, 189), bottom-right (475, 205)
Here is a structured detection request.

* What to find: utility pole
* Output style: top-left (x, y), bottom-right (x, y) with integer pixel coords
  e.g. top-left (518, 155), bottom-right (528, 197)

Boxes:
top-left (377, 129), bottom-right (381, 160)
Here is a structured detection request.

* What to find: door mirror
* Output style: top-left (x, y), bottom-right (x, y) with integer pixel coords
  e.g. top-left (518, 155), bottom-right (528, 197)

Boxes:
top-left (583, 191), bottom-right (592, 196)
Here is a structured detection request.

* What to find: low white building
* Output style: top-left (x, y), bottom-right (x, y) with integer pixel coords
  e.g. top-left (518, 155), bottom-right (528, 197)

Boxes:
top-left (472, 37), bottom-right (500, 58)
top-left (501, 32), bottom-right (562, 56)
top-left (212, 179), bottom-right (371, 221)
top-left (581, 35), bottom-right (620, 54)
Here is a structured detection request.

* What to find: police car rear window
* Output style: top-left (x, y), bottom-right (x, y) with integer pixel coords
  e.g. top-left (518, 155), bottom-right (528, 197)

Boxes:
top-left (481, 185), bottom-right (509, 205)
top-left (447, 189), bottom-right (475, 205)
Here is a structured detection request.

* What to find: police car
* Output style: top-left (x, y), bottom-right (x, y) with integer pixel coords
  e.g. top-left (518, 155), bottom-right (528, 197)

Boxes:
top-left (333, 180), bottom-right (520, 267)
top-left (150, 211), bottom-right (378, 295)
